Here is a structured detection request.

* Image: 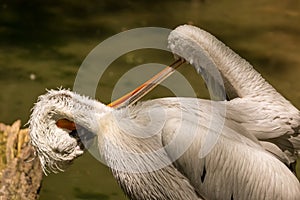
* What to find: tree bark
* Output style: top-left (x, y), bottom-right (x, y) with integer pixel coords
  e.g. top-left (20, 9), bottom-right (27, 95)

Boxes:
top-left (0, 120), bottom-right (43, 200)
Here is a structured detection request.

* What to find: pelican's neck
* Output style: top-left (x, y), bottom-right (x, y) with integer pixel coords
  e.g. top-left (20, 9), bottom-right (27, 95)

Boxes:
top-left (97, 107), bottom-right (202, 200)
top-left (168, 25), bottom-right (278, 99)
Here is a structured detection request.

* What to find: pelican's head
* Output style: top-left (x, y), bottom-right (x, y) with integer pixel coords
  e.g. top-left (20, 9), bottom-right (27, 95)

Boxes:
top-left (28, 59), bottom-right (183, 174)
top-left (29, 89), bottom-right (112, 174)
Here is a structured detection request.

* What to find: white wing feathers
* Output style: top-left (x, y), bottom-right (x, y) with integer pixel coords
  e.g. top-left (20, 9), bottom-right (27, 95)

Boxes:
top-left (143, 98), bottom-right (300, 199)
top-left (168, 24), bottom-right (300, 167)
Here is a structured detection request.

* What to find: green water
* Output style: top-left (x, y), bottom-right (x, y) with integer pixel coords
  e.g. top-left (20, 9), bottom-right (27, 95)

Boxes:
top-left (0, 1), bottom-right (299, 199)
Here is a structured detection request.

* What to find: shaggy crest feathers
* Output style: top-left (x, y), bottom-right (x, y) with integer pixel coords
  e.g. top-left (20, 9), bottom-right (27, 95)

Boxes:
top-left (29, 89), bottom-right (111, 174)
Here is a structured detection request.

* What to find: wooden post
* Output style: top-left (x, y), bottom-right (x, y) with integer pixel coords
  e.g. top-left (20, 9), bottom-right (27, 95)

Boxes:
top-left (0, 120), bottom-right (43, 200)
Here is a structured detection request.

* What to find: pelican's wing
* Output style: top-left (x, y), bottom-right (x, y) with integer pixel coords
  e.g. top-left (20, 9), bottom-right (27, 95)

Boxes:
top-left (168, 24), bottom-right (277, 99)
top-left (168, 25), bottom-right (267, 99)
top-left (226, 99), bottom-right (300, 166)
top-left (143, 98), bottom-right (300, 199)
top-left (168, 25), bottom-right (300, 167)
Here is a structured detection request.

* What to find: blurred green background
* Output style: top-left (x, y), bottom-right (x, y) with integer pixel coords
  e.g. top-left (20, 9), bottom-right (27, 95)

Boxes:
top-left (0, 0), bottom-right (299, 199)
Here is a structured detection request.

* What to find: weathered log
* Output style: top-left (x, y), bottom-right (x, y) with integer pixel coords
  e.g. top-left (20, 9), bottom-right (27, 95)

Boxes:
top-left (0, 120), bottom-right (43, 200)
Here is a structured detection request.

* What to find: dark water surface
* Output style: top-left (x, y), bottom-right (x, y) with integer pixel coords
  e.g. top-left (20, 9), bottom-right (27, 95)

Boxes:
top-left (0, 1), bottom-right (299, 199)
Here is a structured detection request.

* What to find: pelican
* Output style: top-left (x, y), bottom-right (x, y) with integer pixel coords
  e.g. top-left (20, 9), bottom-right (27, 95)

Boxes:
top-left (29, 25), bottom-right (300, 200)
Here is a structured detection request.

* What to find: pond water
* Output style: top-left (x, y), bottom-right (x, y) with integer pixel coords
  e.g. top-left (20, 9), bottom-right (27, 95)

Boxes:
top-left (0, 0), bottom-right (299, 199)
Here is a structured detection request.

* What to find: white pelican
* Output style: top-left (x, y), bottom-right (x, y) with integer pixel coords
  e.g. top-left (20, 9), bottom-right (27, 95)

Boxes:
top-left (29, 25), bottom-right (300, 200)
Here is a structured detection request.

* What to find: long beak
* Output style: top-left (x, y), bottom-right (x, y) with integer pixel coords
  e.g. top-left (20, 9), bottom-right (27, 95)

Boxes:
top-left (56, 59), bottom-right (184, 130)
top-left (107, 58), bottom-right (184, 108)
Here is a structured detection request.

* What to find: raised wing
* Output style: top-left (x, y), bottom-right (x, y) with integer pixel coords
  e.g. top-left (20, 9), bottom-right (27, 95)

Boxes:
top-left (168, 24), bottom-right (300, 168)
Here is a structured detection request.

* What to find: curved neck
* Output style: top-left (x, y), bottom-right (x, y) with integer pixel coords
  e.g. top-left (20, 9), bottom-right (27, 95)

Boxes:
top-left (97, 111), bottom-right (202, 200)
top-left (168, 25), bottom-right (278, 98)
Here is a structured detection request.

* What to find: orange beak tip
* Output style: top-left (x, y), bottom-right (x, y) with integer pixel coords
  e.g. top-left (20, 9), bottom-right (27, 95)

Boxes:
top-left (56, 119), bottom-right (77, 131)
